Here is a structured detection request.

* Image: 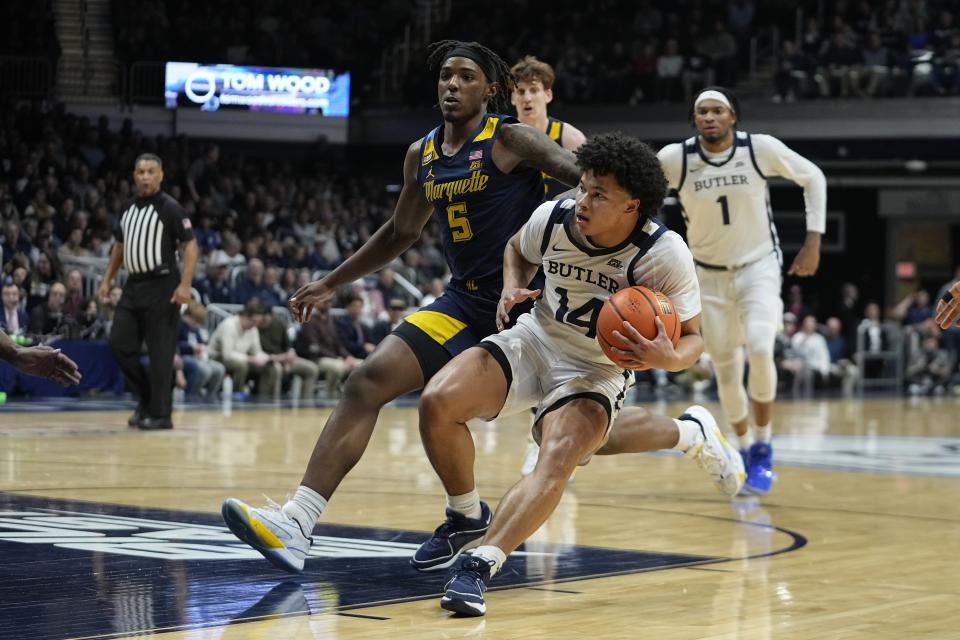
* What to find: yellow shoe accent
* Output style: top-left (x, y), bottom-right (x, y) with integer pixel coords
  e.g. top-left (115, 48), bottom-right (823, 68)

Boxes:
top-left (239, 503), bottom-right (284, 549)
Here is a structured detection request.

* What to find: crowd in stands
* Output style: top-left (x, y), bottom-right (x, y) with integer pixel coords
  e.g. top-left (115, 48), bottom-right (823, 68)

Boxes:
top-left (0, 100), bottom-right (451, 399)
top-left (0, 1), bottom-right (58, 59)
top-left (9, 0), bottom-right (958, 107)
top-left (427, 0), bottom-right (768, 105)
top-left (774, 0), bottom-right (960, 101)
top-left (1, 98), bottom-right (958, 402)
top-left (645, 277), bottom-right (960, 400)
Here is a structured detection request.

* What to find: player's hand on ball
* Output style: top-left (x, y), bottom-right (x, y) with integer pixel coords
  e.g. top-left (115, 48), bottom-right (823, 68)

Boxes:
top-left (610, 317), bottom-right (676, 371)
top-left (935, 281), bottom-right (960, 330)
top-left (13, 346), bottom-right (82, 386)
top-left (496, 288), bottom-right (541, 331)
top-left (289, 280), bottom-right (335, 324)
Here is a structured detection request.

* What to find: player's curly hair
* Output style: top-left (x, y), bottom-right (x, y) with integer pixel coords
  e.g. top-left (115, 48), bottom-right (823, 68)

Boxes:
top-left (426, 40), bottom-right (514, 113)
top-left (575, 133), bottom-right (667, 220)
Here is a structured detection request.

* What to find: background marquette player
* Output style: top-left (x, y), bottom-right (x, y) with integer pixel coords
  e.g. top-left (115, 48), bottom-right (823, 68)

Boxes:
top-left (510, 55), bottom-right (586, 198)
top-left (411, 133), bottom-right (742, 616)
top-left (511, 54), bottom-right (586, 476)
top-left (220, 40), bottom-right (588, 573)
top-left (658, 86), bottom-right (826, 494)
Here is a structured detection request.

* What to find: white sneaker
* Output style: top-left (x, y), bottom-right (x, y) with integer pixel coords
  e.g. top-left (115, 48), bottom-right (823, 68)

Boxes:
top-left (680, 405), bottom-right (745, 497)
top-left (221, 497), bottom-right (312, 572)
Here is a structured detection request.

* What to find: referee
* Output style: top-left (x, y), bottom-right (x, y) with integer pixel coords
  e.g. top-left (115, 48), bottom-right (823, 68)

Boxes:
top-left (98, 153), bottom-right (198, 430)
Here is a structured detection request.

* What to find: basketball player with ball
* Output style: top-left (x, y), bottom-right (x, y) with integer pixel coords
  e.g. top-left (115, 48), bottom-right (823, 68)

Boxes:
top-left (413, 133), bottom-right (744, 617)
top-left (658, 86), bottom-right (826, 494)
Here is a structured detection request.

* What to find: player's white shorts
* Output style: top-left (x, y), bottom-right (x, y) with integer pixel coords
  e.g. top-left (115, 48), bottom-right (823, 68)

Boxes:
top-left (479, 314), bottom-right (633, 456)
top-left (696, 251), bottom-right (783, 357)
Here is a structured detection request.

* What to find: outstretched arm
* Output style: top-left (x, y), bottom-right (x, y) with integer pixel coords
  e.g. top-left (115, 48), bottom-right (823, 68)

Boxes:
top-left (0, 331), bottom-right (82, 386)
top-left (496, 122), bottom-right (581, 187)
top-left (289, 141), bottom-right (434, 322)
top-left (936, 281), bottom-right (960, 329)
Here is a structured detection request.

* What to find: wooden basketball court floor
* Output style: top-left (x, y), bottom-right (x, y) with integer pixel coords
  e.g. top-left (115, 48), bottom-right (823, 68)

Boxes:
top-left (1, 396), bottom-right (958, 639)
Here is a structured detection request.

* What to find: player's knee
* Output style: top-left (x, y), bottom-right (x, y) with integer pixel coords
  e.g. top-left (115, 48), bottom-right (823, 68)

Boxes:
top-left (419, 380), bottom-right (450, 420)
top-left (418, 381), bottom-right (469, 439)
top-left (340, 360), bottom-right (390, 406)
top-left (538, 434), bottom-right (587, 479)
top-left (744, 325), bottom-right (776, 361)
top-left (538, 402), bottom-right (606, 470)
top-left (746, 343), bottom-right (774, 364)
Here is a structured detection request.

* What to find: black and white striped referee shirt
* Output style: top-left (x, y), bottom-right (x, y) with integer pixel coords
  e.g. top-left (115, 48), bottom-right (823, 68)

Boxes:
top-left (116, 191), bottom-right (194, 276)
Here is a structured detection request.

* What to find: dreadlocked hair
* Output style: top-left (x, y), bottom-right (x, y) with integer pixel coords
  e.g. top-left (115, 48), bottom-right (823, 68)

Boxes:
top-left (426, 40), bottom-right (514, 113)
top-left (575, 133), bottom-right (668, 220)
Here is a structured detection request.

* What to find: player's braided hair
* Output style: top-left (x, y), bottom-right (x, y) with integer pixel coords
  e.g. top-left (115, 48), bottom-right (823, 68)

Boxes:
top-left (426, 40), bottom-right (514, 113)
top-left (575, 133), bottom-right (668, 220)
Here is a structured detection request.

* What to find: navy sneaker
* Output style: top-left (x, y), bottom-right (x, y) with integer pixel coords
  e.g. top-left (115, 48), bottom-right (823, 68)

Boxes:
top-left (410, 502), bottom-right (492, 572)
top-left (440, 554), bottom-right (494, 616)
top-left (744, 442), bottom-right (776, 494)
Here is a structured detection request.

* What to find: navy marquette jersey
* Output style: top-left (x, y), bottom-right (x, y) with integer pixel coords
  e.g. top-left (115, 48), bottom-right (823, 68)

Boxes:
top-left (416, 113), bottom-right (544, 288)
top-left (542, 117), bottom-right (568, 198)
top-left (395, 113), bottom-right (545, 380)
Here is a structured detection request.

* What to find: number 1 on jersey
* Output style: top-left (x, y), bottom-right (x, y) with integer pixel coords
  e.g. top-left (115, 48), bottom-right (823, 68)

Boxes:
top-left (446, 202), bottom-right (474, 242)
top-left (716, 195), bottom-right (730, 225)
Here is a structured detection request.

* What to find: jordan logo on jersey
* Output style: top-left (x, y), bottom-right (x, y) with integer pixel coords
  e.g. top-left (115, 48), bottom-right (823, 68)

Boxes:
top-left (693, 174), bottom-right (749, 192)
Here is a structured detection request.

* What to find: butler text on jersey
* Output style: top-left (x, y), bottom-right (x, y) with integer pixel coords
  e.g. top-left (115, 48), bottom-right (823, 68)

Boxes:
top-left (693, 174), bottom-right (749, 192)
top-left (545, 260), bottom-right (622, 294)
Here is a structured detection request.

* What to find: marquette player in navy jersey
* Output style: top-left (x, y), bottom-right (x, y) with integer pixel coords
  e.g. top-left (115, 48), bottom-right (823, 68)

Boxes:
top-left (411, 134), bottom-right (743, 616)
top-left (221, 40), bottom-right (586, 572)
top-left (510, 55), bottom-right (586, 198)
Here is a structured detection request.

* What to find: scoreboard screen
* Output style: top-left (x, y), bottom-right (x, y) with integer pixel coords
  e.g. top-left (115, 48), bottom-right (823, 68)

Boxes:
top-left (164, 62), bottom-right (350, 116)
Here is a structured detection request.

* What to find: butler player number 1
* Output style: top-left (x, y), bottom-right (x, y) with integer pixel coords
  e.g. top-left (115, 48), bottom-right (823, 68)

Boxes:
top-left (716, 195), bottom-right (730, 225)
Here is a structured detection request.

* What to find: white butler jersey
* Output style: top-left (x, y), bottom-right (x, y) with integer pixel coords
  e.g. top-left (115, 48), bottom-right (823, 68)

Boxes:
top-left (658, 131), bottom-right (826, 267)
top-left (518, 198), bottom-right (701, 367)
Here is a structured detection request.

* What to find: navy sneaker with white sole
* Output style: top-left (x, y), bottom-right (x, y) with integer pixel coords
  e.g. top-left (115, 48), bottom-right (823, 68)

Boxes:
top-left (410, 501), bottom-right (492, 572)
top-left (440, 553), bottom-right (495, 616)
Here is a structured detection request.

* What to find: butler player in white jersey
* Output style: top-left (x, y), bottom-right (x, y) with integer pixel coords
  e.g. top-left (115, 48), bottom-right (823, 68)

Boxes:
top-left (411, 134), bottom-right (744, 617)
top-left (658, 86), bottom-right (826, 494)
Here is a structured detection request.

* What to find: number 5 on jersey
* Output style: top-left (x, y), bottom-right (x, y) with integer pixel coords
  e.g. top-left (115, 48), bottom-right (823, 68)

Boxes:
top-left (446, 202), bottom-right (474, 242)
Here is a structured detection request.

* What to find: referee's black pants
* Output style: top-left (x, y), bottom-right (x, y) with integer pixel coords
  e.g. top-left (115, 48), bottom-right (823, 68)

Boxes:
top-left (108, 273), bottom-right (181, 420)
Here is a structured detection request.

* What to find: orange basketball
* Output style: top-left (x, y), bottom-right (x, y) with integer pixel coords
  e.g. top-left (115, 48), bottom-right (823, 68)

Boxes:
top-left (596, 286), bottom-right (681, 370)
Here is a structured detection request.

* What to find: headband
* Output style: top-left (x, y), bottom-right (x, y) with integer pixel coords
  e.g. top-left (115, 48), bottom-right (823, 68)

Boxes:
top-left (444, 46), bottom-right (497, 84)
top-left (694, 90), bottom-right (734, 112)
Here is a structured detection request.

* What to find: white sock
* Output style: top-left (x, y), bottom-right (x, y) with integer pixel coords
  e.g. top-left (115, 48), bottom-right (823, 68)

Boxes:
top-left (673, 418), bottom-right (703, 454)
top-left (282, 485), bottom-right (327, 537)
top-left (737, 430), bottom-right (754, 450)
top-left (755, 423), bottom-right (772, 444)
top-left (446, 489), bottom-right (482, 519)
top-left (472, 544), bottom-right (507, 577)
